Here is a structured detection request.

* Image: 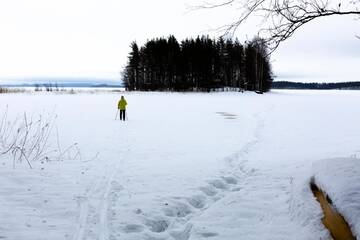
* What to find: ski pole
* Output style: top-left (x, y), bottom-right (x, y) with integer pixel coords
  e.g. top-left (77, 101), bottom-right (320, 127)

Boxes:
top-left (115, 109), bottom-right (119, 120)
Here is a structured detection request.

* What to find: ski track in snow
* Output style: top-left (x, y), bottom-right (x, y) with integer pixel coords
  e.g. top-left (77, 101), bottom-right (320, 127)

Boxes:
top-left (73, 161), bottom-right (123, 240)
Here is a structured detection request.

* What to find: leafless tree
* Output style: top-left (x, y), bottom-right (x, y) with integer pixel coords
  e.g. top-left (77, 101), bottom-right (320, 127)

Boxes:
top-left (193, 0), bottom-right (360, 52)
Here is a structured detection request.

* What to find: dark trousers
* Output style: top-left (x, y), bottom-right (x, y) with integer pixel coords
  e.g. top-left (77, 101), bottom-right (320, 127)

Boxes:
top-left (120, 110), bottom-right (126, 121)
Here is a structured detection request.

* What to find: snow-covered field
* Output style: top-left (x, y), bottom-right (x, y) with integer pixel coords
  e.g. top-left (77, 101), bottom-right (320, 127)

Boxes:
top-left (0, 90), bottom-right (359, 240)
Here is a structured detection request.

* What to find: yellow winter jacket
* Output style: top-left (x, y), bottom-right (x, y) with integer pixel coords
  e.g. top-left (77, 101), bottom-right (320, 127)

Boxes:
top-left (118, 99), bottom-right (127, 110)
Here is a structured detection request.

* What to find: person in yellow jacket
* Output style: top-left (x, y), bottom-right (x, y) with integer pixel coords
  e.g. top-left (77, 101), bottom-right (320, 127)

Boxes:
top-left (117, 96), bottom-right (127, 121)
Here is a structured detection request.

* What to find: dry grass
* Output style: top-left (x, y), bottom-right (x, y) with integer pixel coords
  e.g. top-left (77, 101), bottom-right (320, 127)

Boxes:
top-left (0, 87), bottom-right (26, 94)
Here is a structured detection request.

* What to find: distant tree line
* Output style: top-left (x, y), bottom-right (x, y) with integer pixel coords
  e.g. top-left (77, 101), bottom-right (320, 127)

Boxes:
top-left (272, 81), bottom-right (360, 90)
top-left (123, 35), bottom-right (273, 92)
top-left (34, 83), bottom-right (60, 92)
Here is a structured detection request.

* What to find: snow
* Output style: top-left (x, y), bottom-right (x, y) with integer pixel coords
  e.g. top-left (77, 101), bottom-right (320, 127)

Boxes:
top-left (313, 158), bottom-right (360, 237)
top-left (0, 90), bottom-right (359, 240)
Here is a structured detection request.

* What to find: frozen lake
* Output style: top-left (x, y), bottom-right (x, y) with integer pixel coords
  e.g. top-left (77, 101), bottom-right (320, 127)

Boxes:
top-left (0, 90), bottom-right (359, 240)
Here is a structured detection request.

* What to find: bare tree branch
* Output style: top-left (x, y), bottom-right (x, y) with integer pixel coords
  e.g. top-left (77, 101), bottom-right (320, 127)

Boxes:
top-left (196, 0), bottom-right (360, 52)
top-left (189, 0), bottom-right (236, 10)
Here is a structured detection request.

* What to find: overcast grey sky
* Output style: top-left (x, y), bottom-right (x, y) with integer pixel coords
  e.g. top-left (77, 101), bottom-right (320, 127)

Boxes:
top-left (0, 0), bottom-right (359, 83)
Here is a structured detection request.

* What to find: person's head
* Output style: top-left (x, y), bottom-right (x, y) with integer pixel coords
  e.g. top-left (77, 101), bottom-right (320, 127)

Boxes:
top-left (121, 95), bottom-right (124, 100)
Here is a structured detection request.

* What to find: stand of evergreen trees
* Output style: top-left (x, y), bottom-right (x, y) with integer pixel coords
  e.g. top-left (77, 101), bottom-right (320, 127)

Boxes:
top-left (123, 36), bottom-right (273, 92)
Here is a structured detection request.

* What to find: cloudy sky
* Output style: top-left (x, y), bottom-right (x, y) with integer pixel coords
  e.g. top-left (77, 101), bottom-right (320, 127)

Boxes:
top-left (0, 0), bottom-right (359, 83)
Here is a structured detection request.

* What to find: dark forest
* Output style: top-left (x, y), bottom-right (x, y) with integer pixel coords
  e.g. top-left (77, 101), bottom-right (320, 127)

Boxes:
top-left (272, 81), bottom-right (360, 90)
top-left (123, 36), bottom-right (273, 92)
